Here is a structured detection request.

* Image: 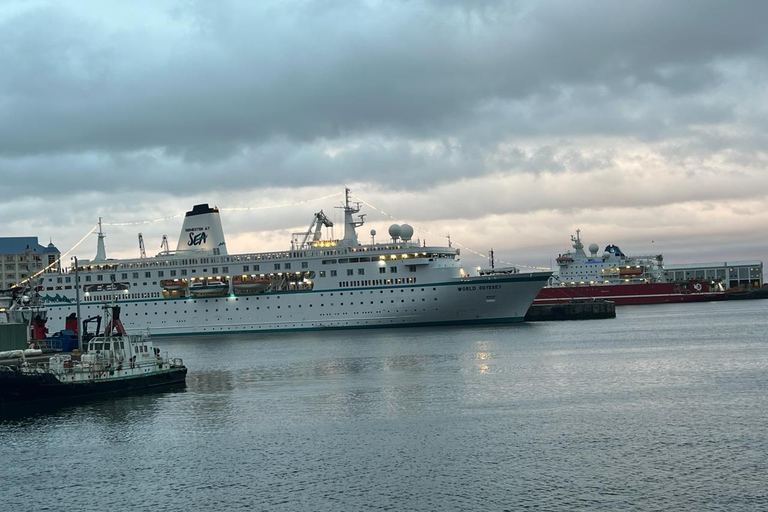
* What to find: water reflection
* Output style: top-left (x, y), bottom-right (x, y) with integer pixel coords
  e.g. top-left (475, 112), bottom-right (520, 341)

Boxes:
top-left (1, 303), bottom-right (766, 512)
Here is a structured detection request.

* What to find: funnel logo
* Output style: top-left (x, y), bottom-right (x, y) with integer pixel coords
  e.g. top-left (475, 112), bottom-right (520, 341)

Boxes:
top-left (188, 232), bottom-right (208, 246)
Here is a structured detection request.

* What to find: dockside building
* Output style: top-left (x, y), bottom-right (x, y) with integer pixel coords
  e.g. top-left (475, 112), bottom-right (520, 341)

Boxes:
top-left (663, 260), bottom-right (763, 290)
top-left (0, 237), bottom-right (60, 289)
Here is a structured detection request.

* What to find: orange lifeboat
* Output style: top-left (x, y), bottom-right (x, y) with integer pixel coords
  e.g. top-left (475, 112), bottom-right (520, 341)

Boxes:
top-left (160, 279), bottom-right (187, 291)
top-left (232, 276), bottom-right (270, 295)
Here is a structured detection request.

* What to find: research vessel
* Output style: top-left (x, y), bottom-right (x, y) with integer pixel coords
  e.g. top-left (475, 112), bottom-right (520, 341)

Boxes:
top-left (38, 190), bottom-right (551, 335)
top-left (533, 230), bottom-right (725, 305)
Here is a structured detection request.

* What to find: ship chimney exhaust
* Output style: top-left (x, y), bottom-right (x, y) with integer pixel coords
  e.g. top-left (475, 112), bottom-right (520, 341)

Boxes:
top-left (175, 204), bottom-right (228, 256)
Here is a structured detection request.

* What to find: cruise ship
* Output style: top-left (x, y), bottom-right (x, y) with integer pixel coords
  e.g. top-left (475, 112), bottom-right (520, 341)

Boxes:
top-left (38, 191), bottom-right (551, 336)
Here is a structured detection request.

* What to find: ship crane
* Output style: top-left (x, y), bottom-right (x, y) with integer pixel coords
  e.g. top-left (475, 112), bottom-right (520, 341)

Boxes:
top-left (293, 211), bottom-right (334, 249)
top-left (160, 235), bottom-right (170, 254)
top-left (138, 233), bottom-right (146, 259)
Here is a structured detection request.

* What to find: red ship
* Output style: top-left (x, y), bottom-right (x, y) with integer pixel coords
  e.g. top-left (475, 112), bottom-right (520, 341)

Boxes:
top-left (533, 230), bottom-right (726, 306)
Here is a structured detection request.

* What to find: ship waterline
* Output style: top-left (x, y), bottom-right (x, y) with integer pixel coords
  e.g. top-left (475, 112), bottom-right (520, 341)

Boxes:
top-left (39, 190), bottom-right (551, 336)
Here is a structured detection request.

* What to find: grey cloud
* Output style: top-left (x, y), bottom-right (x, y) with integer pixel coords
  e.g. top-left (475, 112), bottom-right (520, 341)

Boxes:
top-left (2, 0), bottom-right (768, 161)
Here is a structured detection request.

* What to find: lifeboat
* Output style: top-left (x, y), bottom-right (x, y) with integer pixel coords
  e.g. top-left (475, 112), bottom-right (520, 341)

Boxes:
top-left (556, 255), bottom-right (574, 264)
top-left (232, 276), bottom-right (270, 295)
top-left (160, 279), bottom-right (187, 291)
top-left (188, 280), bottom-right (229, 297)
top-left (619, 267), bottom-right (643, 277)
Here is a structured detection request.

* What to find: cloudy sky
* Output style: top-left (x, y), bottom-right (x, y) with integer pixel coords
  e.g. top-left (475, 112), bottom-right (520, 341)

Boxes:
top-left (2, 0), bottom-right (767, 271)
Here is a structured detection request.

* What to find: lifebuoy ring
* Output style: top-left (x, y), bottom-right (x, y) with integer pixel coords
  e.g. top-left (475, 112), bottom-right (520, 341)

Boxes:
top-left (693, 283), bottom-right (702, 292)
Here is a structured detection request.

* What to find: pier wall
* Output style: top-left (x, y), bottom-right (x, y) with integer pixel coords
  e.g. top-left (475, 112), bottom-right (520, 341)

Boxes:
top-left (525, 300), bottom-right (616, 321)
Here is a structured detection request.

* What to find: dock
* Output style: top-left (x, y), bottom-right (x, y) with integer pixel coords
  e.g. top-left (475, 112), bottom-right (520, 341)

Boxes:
top-left (525, 300), bottom-right (616, 321)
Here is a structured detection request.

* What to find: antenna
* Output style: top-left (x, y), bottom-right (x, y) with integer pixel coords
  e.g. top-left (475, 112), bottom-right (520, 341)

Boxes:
top-left (489, 248), bottom-right (495, 269)
top-left (161, 235), bottom-right (170, 253)
top-left (138, 233), bottom-right (147, 259)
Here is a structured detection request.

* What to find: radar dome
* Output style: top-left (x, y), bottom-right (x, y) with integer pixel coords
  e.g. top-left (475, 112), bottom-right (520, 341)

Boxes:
top-left (602, 251), bottom-right (611, 259)
top-left (388, 224), bottom-right (402, 240)
top-left (588, 243), bottom-right (599, 254)
top-left (400, 224), bottom-right (414, 241)
top-left (370, 229), bottom-right (377, 236)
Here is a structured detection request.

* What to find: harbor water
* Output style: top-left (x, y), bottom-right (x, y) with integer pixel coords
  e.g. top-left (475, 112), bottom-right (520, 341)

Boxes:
top-left (1, 300), bottom-right (767, 511)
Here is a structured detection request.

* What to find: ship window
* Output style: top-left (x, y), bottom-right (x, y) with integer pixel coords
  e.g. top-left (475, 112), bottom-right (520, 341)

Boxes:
top-left (319, 271), bottom-right (326, 277)
top-left (408, 266), bottom-right (416, 272)
top-left (285, 263), bottom-right (291, 270)
top-left (145, 272), bottom-right (151, 278)
top-left (158, 271), bottom-right (164, 277)
top-left (302, 262), bottom-right (308, 269)
top-left (243, 265), bottom-right (249, 272)
top-left (274, 263), bottom-right (281, 270)
top-left (347, 269), bottom-right (354, 276)
top-left (331, 270), bottom-right (337, 277)
top-left (181, 270), bottom-right (187, 276)
top-left (358, 268), bottom-right (365, 275)
top-left (103, 343), bottom-right (110, 350)
top-left (212, 267), bottom-right (218, 273)
top-left (379, 267), bottom-right (386, 274)
top-left (222, 267), bottom-right (228, 273)
top-left (85, 276), bottom-right (92, 281)
top-left (390, 267), bottom-right (397, 273)
top-left (133, 272), bottom-right (139, 279)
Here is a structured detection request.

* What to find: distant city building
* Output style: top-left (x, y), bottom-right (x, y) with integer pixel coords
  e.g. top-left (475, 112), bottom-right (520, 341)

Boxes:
top-left (663, 260), bottom-right (763, 290)
top-left (0, 237), bottom-right (60, 289)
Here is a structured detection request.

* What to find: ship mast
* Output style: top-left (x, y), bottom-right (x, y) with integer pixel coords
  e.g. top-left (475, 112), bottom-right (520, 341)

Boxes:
top-left (571, 228), bottom-right (583, 251)
top-left (337, 188), bottom-right (365, 246)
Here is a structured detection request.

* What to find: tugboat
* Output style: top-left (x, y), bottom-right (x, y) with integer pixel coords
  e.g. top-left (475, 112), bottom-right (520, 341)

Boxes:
top-left (0, 303), bottom-right (187, 409)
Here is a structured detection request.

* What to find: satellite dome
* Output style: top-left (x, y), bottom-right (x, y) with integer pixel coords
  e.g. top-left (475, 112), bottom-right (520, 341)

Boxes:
top-left (370, 229), bottom-right (377, 236)
top-left (388, 224), bottom-right (402, 240)
top-left (400, 224), bottom-right (414, 241)
top-left (602, 251), bottom-right (611, 259)
top-left (589, 243), bottom-right (599, 254)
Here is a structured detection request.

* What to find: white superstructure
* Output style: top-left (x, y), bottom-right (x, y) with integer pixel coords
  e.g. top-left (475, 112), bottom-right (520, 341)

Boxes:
top-left (38, 190), bottom-right (551, 336)
top-left (549, 229), bottom-right (664, 286)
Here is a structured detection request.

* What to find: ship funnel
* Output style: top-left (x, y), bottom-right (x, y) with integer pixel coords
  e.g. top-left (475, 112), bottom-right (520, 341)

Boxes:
top-left (175, 204), bottom-right (228, 256)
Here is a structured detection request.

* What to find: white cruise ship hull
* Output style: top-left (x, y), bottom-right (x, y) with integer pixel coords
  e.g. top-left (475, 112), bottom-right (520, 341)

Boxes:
top-left (44, 273), bottom-right (548, 336)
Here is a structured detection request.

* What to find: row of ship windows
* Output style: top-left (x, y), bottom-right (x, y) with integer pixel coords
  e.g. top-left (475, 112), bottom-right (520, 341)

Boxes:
top-left (74, 285), bottom-right (436, 303)
top-left (83, 292), bottom-right (162, 301)
top-left (50, 264), bottom-right (418, 286)
top-left (51, 262), bottom-right (422, 283)
top-left (340, 278), bottom-right (416, 287)
top-left (46, 276), bottom-right (431, 296)
top-left (319, 266), bottom-right (416, 278)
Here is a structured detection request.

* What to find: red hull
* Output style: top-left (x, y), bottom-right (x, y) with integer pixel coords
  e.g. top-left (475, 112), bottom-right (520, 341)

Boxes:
top-left (534, 282), bottom-right (726, 306)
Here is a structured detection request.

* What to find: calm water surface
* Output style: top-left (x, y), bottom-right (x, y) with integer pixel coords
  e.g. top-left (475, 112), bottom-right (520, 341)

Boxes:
top-left (1, 300), bottom-right (767, 511)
